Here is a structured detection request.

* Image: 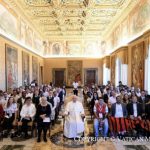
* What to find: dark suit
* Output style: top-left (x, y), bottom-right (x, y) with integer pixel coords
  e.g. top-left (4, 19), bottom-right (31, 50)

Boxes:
top-left (138, 96), bottom-right (149, 114)
top-left (145, 103), bottom-right (150, 119)
top-left (127, 102), bottom-right (142, 117)
top-left (103, 94), bottom-right (109, 104)
top-left (111, 103), bottom-right (127, 117)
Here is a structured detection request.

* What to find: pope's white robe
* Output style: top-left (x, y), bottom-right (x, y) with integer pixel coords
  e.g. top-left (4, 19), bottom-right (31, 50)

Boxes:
top-left (64, 101), bottom-right (85, 138)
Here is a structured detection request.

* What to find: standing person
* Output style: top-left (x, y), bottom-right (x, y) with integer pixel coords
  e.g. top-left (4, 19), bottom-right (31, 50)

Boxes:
top-left (63, 95), bottom-right (85, 138)
top-left (32, 90), bottom-right (40, 108)
top-left (47, 91), bottom-right (55, 126)
top-left (36, 97), bottom-right (51, 142)
top-left (72, 81), bottom-right (79, 96)
top-left (53, 91), bottom-right (60, 121)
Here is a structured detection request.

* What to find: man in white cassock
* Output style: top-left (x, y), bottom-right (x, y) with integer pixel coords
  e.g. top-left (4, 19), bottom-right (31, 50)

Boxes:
top-left (63, 95), bottom-right (85, 138)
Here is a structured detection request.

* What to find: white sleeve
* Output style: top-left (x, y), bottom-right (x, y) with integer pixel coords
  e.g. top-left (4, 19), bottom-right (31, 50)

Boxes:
top-left (93, 105), bottom-right (96, 112)
top-left (80, 103), bottom-right (85, 115)
top-left (105, 105), bottom-right (108, 113)
top-left (53, 99), bottom-right (57, 109)
top-left (64, 103), bottom-right (70, 115)
top-left (30, 104), bottom-right (36, 118)
top-left (14, 103), bottom-right (18, 112)
top-left (20, 106), bottom-right (25, 118)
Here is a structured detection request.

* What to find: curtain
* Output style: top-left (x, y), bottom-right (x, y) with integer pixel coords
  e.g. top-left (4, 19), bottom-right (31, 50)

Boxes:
top-left (121, 64), bottom-right (128, 85)
top-left (145, 36), bottom-right (150, 93)
top-left (103, 63), bottom-right (110, 85)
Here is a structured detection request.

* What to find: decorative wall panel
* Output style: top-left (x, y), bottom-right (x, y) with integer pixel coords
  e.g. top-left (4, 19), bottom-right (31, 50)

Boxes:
top-left (5, 44), bottom-right (18, 89)
top-left (22, 51), bottom-right (30, 85)
top-left (67, 61), bottom-right (82, 86)
top-left (131, 42), bottom-right (144, 89)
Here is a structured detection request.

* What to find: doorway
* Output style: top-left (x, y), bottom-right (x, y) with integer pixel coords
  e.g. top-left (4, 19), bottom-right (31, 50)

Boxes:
top-left (84, 68), bottom-right (98, 86)
top-left (52, 68), bottom-right (66, 87)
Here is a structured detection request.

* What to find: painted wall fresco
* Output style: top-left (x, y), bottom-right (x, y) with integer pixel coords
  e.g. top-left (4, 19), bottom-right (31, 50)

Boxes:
top-left (43, 40), bottom-right (101, 57)
top-left (32, 56), bottom-right (39, 82)
top-left (67, 61), bottom-right (82, 86)
top-left (26, 26), bottom-right (33, 47)
top-left (103, 0), bottom-right (150, 55)
top-left (22, 51), bottom-right (30, 85)
top-left (0, 4), bottom-right (17, 38)
top-left (130, 0), bottom-right (150, 36)
top-left (131, 42), bottom-right (144, 89)
top-left (0, 3), bottom-right (44, 55)
top-left (20, 20), bottom-right (26, 44)
top-left (5, 44), bottom-right (18, 89)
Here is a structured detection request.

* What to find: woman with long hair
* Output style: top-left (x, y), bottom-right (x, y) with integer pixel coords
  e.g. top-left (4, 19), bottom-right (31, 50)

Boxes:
top-left (2, 97), bottom-right (18, 134)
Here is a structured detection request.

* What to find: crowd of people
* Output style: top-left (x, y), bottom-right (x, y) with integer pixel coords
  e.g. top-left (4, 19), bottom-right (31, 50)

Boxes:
top-left (0, 83), bottom-right (66, 142)
top-left (83, 81), bottom-right (150, 138)
top-left (0, 80), bottom-right (150, 142)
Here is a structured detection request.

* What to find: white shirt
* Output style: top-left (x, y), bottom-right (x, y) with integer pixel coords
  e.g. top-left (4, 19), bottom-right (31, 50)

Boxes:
top-left (73, 82), bottom-right (78, 89)
top-left (133, 103), bottom-right (137, 117)
top-left (43, 92), bottom-right (49, 97)
top-left (115, 104), bottom-right (123, 118)
top-left (93, 104), bottom-right (108, 113)
top-left (0, 97), bottom-right (7, 108)
top-left (20, 103), bottom-right (36, 119)
top-left (26, 93), bottom-right (33, 99)
top-left (4, 103), bottom-right (18, 115)
top-left (53, 96), bottom-right (60, 108)
top-left (136, 92), bottom-right (141, 97)
top-left (64, 101), bottom-right (85, 138)
top-left (109, 96), bottom-right (116, 104)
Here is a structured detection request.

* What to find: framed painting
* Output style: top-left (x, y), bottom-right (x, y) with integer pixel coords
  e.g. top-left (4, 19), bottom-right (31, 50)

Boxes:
top-left (32, 56), bottom-right (39, 82)
top-left (67, 60), bottom-right (82, 86)
top-left (22, 51), bottom-right (30, 86)
top-left (5, 44), bottom-right (18, 89)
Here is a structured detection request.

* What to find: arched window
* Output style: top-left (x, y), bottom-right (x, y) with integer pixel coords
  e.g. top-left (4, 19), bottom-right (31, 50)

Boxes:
top-left (103, 63), bottom-right (110, 85)
top-left (145, 42), bottom-right (150, 94)
top-left (115, 58), bottom-right (121, 86)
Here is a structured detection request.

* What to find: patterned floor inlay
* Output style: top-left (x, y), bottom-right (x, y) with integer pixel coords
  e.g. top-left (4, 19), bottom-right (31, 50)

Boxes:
top-left (50, 131), bottom-right (96, 148)
top-left (0, 145), bottom-right (24, 150)
top-left (124, 145), bottom-right (149, 150)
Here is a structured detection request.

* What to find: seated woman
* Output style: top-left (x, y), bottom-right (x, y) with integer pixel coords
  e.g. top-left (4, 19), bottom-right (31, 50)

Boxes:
top-left (20, 97), bottom-right (36, 138)
top-left (36, 97), bottom-right (51, 142)
top-left (2, 97), bottom-right (18, 134)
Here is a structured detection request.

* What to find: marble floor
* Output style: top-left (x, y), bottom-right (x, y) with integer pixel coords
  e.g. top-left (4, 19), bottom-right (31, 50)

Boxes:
top-left (0, 89), bottom-right (150, 150)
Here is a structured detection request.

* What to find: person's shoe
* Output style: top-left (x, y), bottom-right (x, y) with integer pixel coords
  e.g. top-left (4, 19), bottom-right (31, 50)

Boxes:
top-left (37, 138), bottom-right (41, 143)
top-left (43, 137), bottom-right (47, 142)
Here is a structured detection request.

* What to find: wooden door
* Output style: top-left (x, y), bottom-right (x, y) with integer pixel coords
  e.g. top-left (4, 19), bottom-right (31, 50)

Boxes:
top-left (53, 69), bottom-right (66, 87)
top-left (84, 69), bottom-right (98, 86)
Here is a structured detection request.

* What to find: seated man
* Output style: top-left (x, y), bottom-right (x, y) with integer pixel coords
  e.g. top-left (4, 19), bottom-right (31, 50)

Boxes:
top-left (94, 98), bottom-right (108, 137)
top-left (127, 95), bottom-right (142, 137)
top-left (20, 97), bottom-right (36, 138)
top-left (63, 95), bottom-right (85, 138)
top-left (111, 95), bottom-right (127, 136)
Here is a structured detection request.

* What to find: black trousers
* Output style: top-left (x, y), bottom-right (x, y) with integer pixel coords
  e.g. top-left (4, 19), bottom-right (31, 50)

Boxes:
top-left (73, 89), bottom-right (78, 96)
top-left (21, 118), bottom-right (31, 136)
top-left (37, 122), bottom-right (50, 139)
top-left (2, 114), bottom-right (15, 132)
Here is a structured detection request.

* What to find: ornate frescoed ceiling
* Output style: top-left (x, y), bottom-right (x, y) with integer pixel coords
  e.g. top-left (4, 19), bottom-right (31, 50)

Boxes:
top-left (5, 0), bottom-right (134, 40)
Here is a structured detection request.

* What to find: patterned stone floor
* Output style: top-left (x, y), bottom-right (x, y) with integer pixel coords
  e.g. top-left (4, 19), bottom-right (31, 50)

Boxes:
top-left (0, 89), bottom-right (150, 150)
